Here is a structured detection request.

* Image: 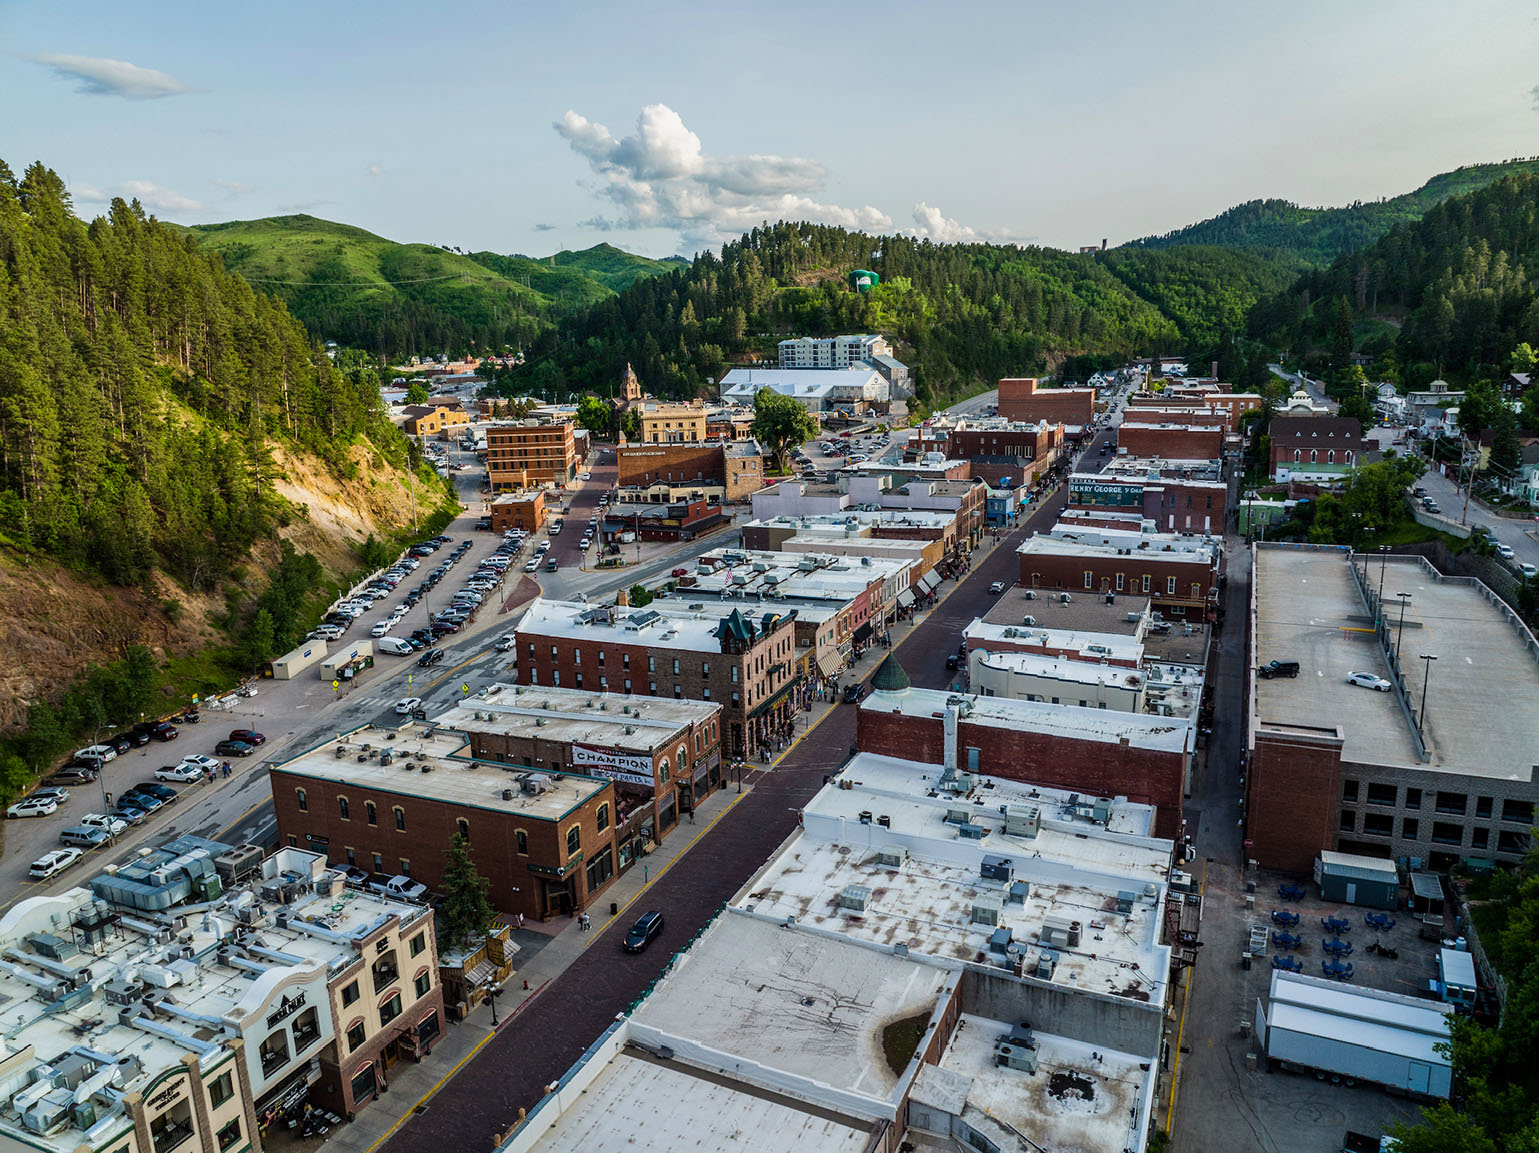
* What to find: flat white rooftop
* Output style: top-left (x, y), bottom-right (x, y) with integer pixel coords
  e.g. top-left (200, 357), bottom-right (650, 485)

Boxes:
top-left (964, 618), bottom-right (1143, 665)
top-left (690, 548), bottom-right (908, 601)
top-left (271, 720), bottom-right (606, 821)
top-left (1256, 547), bottom-right (1539, 777)
top-left (522, 1052), bottom-right (872, 1153)
top-left (433, 683), bottom-right (717, 754)
top-left (515, 596), bottom-right (796, 657)
top-left (630, 911), bottom-right (950, 1102)
top-left (931, 1015), bottom-right (1153, 1153)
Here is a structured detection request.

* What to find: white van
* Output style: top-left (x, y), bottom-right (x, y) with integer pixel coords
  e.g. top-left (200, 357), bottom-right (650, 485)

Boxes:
top-left (377, 637), bottom-right (414, 656)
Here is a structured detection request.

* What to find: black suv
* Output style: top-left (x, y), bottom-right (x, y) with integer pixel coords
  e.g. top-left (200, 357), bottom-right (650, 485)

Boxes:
top-left (623, 911), bottom-right (665, 953)
top-left (1258, 659), bottom-right (1301, 679)
top-left (418, 647), bottom-right (446, 668)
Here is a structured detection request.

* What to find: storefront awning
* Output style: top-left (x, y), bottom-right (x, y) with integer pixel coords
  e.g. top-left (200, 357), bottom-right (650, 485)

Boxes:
top-left (896, 588), bottom-right (915, 609)
top-left (746, 677), bottom-right (798, 719)
top-left (918, 570), bottom-right (940, 593)
top-left (853, 622), bottom-right (874, 644)
top-left (817, 651), bottom-right (843, 679)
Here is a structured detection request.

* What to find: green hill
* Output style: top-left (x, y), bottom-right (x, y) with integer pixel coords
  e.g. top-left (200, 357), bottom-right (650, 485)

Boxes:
top-left (186, 216), bottom-right (674, 357)
top-left (1126, 159), bottom-right (1539, 264)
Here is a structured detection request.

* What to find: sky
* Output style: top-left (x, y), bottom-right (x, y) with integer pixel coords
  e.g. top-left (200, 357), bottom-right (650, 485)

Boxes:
top-left (1, 0), bottom-right (1536, 259)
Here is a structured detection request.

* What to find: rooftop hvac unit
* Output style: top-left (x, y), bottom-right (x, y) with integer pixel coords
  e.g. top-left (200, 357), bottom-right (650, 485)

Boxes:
top-left (876, 845), bottom-right (905, 867)
top-left (1169, 871), bottom-right (1195, 894)
top-left (1003, 806), bottom-right (1041, 838)
top-left (945, 806), bottom-right (972, 825)
top-left (1023, 615), bottom-right (1036, 627)
top-left (502, 789), bottom-right (515, 801)
top-left (838, 884), bottom-right (872, 913)
top-left (1042, 914), bottom-right (1081, 948)
top-left (1093, 797), bottom-right (1112, 824)
top-left (1024, 590), bottom-right (1037, 600)
top-left (994, 1039), bottom-right (1039, 1074)
top-left (959, 823), bottom-right (987, 840)
top-left (980, 855), bottom-right (1014, 884)
top-left (1035, 949), bottom-right (1058, 980)
top-left (972, 895), bottom-right (1003, 926)
top-left (858, 810), bottom-right (873, 825)
top-left (876, 814), bottom-right (891, 829)
top-left (1008, 880), bottom-right (1031, 905)
top-left (1059, 593), bottom-right (1072, 603)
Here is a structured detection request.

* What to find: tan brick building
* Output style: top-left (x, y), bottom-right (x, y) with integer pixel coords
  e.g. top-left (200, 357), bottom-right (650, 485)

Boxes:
top-left (401, 405), bottom-right (472, 438)
top-left (487, 421), bottom-right (578, 490)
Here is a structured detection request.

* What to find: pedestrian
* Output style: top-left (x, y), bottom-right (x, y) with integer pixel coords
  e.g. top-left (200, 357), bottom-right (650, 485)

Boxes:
top-left (688, 808), bottom-right (695, 825)
top-left (104, 792), bottom-right (112, 808)
top-left (515, 911), bottom-right (524, 929)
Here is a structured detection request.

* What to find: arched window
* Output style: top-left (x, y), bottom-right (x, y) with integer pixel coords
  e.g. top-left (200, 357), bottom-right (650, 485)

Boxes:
top-left (677, 744), bottom-right (689, 772)
top-left (1345, 450), bottom-right (1354, 464)
top-left (366, 801), bottom-right (377, 826)
top-left (1327, 450), bottom-right (1335, 464)
top-left (296, 789), bottom-right (307, 812)
top-left (1310, 450), bottom-right (1317, 463)
top-left (338, 796), bottom-right (349, 820)
top-left (456, 818), bottom-right (469, 841)
top-left (659, 755), bottom-right (671, 784)
top-left (1294, 449), bottom-right (1301, 462)
top-left (393, 807), bottom-right (406, 831)
top-left (515, 829), bottom-right (528, 855)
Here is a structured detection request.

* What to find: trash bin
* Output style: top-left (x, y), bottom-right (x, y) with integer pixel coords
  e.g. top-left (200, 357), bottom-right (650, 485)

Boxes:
top-left (610, 902), bottom-right (618, 916)
top-left (1245, 880), bottom-right (1256, 893)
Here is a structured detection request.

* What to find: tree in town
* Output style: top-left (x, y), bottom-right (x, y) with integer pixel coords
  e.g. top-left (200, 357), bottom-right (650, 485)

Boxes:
top-left (1511, 343), bottom-right (1537, 375)
top-left (751, 387), bottom-right (818, 472)
top-left (1458, 380), bottom-right (1503, 439)
top-left (1490, 409), bottom-right (1522, 476)
top-left (627, 583), bottom-right (654, 608)
top-left (439, 832), bottom-right (494, 948)
top-left (575, 395), bottom-right (613, 438)
top-left (405, 381), bottom-right (431, 406)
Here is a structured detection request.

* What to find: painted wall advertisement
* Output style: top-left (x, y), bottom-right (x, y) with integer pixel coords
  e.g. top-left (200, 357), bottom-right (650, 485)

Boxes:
top-left (571, 744), bottom-right (654, 787)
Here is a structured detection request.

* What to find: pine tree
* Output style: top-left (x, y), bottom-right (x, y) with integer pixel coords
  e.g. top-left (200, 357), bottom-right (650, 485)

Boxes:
top-left (439, 833), bottom-right (494, 948)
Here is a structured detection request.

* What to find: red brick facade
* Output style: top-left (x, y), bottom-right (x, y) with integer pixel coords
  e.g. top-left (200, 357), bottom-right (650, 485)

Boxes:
top-left (1017, 547), bottom-right (1217, 619)
top-left (1244, 725), bottom-right (1344, 873)
top-left (997, 378), bottom-right (1094, 427)
top-left (856, 707), bottom-right (1185, 838)
top-left (949, 424), bottom-right (1064, 462)
top-left (487, 422), bottom-right (578, 490)
top-left (489, 490), bottom-right (546, 534)
top-left (1116, 423), bottom-right (1225, 461)
top-left (1066, 475), bottom-right (1227, 534)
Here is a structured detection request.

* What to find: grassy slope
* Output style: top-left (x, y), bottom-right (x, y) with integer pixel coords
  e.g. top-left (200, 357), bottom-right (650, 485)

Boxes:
top-left (1125, 158), bottom-right (1539, 263)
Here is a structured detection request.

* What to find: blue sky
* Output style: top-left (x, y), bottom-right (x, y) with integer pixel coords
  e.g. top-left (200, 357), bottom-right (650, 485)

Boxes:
top-left (2, 0), bottom-right (1535, 258)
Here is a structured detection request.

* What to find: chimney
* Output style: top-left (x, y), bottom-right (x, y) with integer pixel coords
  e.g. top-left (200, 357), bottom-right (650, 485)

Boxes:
top-left (616, 587), bottom-right (630, 608)
top-left (943, 704), bottom-right (959, 772)
top-left (1101, 238), bottom-right (1107, 252)
top-left (1211, 360), bottom-right (1219, 380)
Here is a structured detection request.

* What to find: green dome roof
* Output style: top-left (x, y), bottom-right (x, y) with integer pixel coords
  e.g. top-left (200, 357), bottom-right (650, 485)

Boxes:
top-left (870, 653), bottom-right (911, 694)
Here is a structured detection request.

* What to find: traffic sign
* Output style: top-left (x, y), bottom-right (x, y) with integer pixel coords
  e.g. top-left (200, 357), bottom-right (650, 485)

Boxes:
top-left (332, 680), bottom-right (340, 690)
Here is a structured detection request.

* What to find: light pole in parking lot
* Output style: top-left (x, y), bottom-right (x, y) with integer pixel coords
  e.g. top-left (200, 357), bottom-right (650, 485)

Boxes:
top-left (1395, 592), bottom-right (1412, 659)
top-left (1376, 546), bottom-right (1391, 614)
top-left (1417, 654), bottom-right (1438, 739)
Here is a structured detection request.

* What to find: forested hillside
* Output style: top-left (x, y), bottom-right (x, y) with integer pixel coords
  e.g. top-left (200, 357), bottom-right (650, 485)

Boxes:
top-left (1247, 173), bottom-right (1539, 381)
top-left (502, 222), bottom-right (1297, 406)
top-left (188, 216), bottom-right (675, 358)
top-left (1128, 159), bottom-right (1539, 264)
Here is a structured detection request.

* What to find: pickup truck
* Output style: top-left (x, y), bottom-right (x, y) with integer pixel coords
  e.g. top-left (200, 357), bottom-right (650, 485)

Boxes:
top-left (367, 874), bottom-right (430, 903)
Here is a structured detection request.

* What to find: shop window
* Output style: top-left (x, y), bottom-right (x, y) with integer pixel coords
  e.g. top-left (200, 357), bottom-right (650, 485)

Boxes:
top-left (366, 802), bottom-right (377, 826)
top-left (295, 789), bottom-right (307, 812)
top-left (259, 1030), bottom-right (290, 1076)
top-left (1431, 822), bottom-right (1463, 846)
top-left (292, 1006), bottom-right (321, 1052)
top-left (414, 972), bottom-right (432, 998)
top-left (586, 847), bottom-right (615, 892)
top-left (1342, 779), bottom-right (1359, 802)
top-left (1361, 813), bottom-right (1393, 837)
top-left (347, 1021), bottom-right (366, 1051)
top-left (379, 993), bottom-right (403, 1026)
top-left (566, 825), bottom-right (581, 854)
top-left (216, 1120), bottom-right (242, 1153)
top-left (208, 1072), bottom-right (234, 1108)
top-left (1366, 783), bottom-right (1397, 807)
top-left (418, 1011), bottom-right (441, 1046)
top-left (350, 1064), bottom-right (377, 1104)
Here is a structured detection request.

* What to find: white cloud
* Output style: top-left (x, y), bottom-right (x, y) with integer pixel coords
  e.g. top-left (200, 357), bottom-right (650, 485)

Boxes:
top-left (556, 103), bottom-right (893, 250)
top-left (214, 178), bottom-right (253, 197)
top-left (1531, 83), bottom-right (1539, 110)
top-left (32, 53), bottom-right (194, 100)
top-left (910, 201), bottom-right (982, 244)
top-left (71, 179), bottom-right (204, 215)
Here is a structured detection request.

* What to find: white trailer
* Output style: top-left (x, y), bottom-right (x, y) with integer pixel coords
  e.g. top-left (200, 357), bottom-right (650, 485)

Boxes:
top-left (1257, 971), bottom-right (1451, 1099)
top-left (319, 641), bottom-right (374, 680)
top-left (269, 639), bottom-right (328, 680)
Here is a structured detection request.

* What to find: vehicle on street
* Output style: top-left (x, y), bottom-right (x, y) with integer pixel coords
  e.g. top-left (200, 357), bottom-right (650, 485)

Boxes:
top-left (580, 472), bottom-right (592, 481)
top-left (524, 558), bottom-right (539, 572)
top-left (114, 801), bottom-right (149, 825)
top-left (671, 568), bottom-right (688, 578)
top-left (214, 739), bottom-right (256, 758)
top-left (494, 635), bottom-right (516, 652)
top-left (1258, 659), bottom-right (1301, 679)
top-left (622, 910), bottom-right (665, 953)
top-left (1346, 671), bottom-right (1393, 692)
top-left (842, 682), bottom-right (867, 704)
top-left (395, 697), bottom-right (424, 714)
top-left (988, 581), bottom-right (1007, 594)
top-left (418, 648), bottom-right (446, 668)
top-left (371, 620), bottom-right (394, 637)
top-left (7, 796), bottom-right (58, 819)
top-left (1495, 543), bottom-right (1515, 559)
top-left (155, 763), bottom-right (207, 783)
top-left (29, 848), bottom-right (83, 880)
top-left (945, 654), bottom-right (960, 671)
top-left (1521, 563), bottom-right (1539, 580)
top-left (228, 729), bottom-right (266, 746)
top-left (546, 558), bottom-right (559, 572)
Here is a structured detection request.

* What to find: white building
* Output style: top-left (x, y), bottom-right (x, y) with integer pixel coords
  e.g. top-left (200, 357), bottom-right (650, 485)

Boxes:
top-left (720, 367), bottom-right (889, 412)
top-left (778, 334), bottom-right (891, 369)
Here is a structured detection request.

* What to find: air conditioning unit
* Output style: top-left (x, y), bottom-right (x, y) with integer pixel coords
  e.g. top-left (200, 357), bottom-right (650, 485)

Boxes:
top-left (876, 845), bottom-right (905, 867)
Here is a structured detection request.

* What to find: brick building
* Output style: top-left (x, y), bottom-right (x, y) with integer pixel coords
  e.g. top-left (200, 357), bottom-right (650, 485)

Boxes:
top-left (1017, 533), bottom-right (1220, 620)
top-left (617, 440), bottom-right (765, 501)
top-left (270, 722), bottom-right (619, 923)
top-left (486, 420), bottom-right (579, 490)
top-left (1066, 471), bottom-right (1228, 534)
top-left (1268, 416), bottom-right (1366, 483)
top-left (488, 489), bottom-right (547, 534)
top-left (601, 495), bottom-right (726, 543)
top-left (635, 402), bottom-right (708, 445)
top-left (514, 599), bottom-right (803, 760)
top-left (1115, 422), bottom-right (1225, 462)
top-left (435, 687), bottom-right (723, 868)
top-left (1126, 392), bottom-right (1262, 433)
top-left (854, 658), bottom-right (1190, 838)
top-left (997, 377), bottom-right (1095, 428)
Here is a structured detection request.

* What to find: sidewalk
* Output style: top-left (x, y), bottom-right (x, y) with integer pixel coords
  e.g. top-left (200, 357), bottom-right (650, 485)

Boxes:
top-left (318, 530), bottom-right (1015, 1153)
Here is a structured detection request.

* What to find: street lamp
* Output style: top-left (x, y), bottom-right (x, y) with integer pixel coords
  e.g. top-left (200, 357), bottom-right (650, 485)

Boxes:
top-left (487, 980), bottom-right (502, 1028)
top-left (1418, 654), bottom-right (1438, 738)
top-left (1395, 592), bottom-right (1412, 656)
top-left (1376, 546), bottom-right (1391, 610)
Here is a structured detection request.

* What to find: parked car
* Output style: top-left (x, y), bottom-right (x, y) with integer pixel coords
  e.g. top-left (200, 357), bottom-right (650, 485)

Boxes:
top-left (120, 790), bottom-right (164, 814)
top-left (116, 729), bottom-right (152, 748)
top-left (622, 910), bottom-right (665, 953)
top-left (155, 763), bottom-right (207, 783)
top-left (30, 787), bottom-right (70, 806)
top-left (1521, 563), bottom-right (1539, 580)
top-left (59, 825), bottom-right (113, 849)
top-left (214, 739), bottom-right (256, 758)
top-left (29, 848), bottom-right (83, 880)
top-left (79, 812), bottom-right (129, 836)
top-left (48, 768), bottom-right (98, 787)
top-left (134, 782), bottom-right (180, 804)
top-left (1495, 543), bottom-right (1515, 559)
top-left (494, 635), bottom-right (516, 652)
top-left (180, 754), bottom-right (221, 773)
top-left (74, 744), bottom-right (118, 764)
top-left (367, 874), bottom-right (429, 902)
top-left (228, 729), bottom-right (266, 746)
top-left (114, 801), bottom-right (150, 825)
top-left (1257, 659), bottom-right (1301, 679)
top-left (7, 796), bottom-right (59, 819)
top-left (1346, 671), bottom-right (1392, 692)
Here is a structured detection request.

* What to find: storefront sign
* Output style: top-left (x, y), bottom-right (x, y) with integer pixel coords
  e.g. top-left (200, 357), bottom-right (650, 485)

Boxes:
top-left (528, 852), bottom-right (582, 879)
top-left (266, 991), bottom-right (307, 1030)
top-left (1069, 479), bottom-right (1142, 507)
top-left (147, 1079), bottom-right (186, 1112)
top-left (572, 744), bottom-right (654, 787)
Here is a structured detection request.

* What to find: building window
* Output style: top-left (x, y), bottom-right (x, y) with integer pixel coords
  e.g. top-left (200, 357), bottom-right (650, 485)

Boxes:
top-left (1166, 577), bottom-right (1177, 595)
top-left (379, 993), bottom-right (403, 1026)
top-left (393, 806), bottom-right (406, 831)
top-left (1115, 572), bottom-right (1124, 591)
top-left (399, 859), bottom-right (411, 876)
top-left (216, 1120), bottom-right (242, 1153)
top-left (366, 801), bottom-right (377, 826)
top-left (702, 662), bottom-right (710, 675)
top-left (731, 666), bottom-right (739, 683)
top-left (566, 825), bottom-right (581, 855)
top-left (338, 796), bottom-right (350, 820)
top-left (346, 846), bottom-right (356, 866)
top-left (623, 654), bottom-right (630, 670)
top-left (1402, 818), bottom-right (1419, 839)
top-left (1339, 810), bottom-right (1355, 832)
top-left (208, 1072), bottom-right (234, 1108)
top-left (672, 659), bottom-right (681, 675)
top-left (1500, 830), bottom-right (1532, 855)
top-left (418, 1011), bottom-right (441, 1047)
top-left (1504, 800), bottom-right (1535, 825)
top-left (341, 980), bottom-right (360, 1008)
top-left (596, 803), bottom-right (609, 832)
top-left (516, 830), bottom-right (528, 855)
top-left (1141, 574), bottom-right (1151, 593)
top-left (347, 1021), bottom-right (366, 1051)
top-left (293, 1006), bottom-right (321, 1052)
top-left (674, 684), bottom-right (683, 698)
top-left (1435, 792), bottom-right (1467, 815)
top-left (1083, 570), bottom-right (1094, 589)
top-left (1431, 822), bottom-right (1463, 846)
top-left (585, 846), bottom-right (615, 892)
top-left (456, 818), bottom-right (469, 840)
top-left (597, 650), bottom-right (605, 667)
top-left (1366, 783), bottom-right (1397, 807)
top-left (372, 852), bottom-right (383, 873)
top-left (296, 789), bottom-right (307, 812)
top-left (150, 1100), bottom-right (194, 1153)
top-left (259, 1030), bottom-right (290, 1076)
top-left (1342, 779), bottom-right (1359, 802)
top-left (1404, 787), bottom-right (1421, 810)
top-left (414, 972), bottom-right (432, 998)
top-left (1361, 813), bottom-right (1393, 837)
top-left (409, 933), bottom-right (427, 960)
top-left (575, 673), bottom-right (583, 688)
top-left (373, 951), bottom-right (399, 993)
top-left (1471, 827), bottom-right (1489, 850)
